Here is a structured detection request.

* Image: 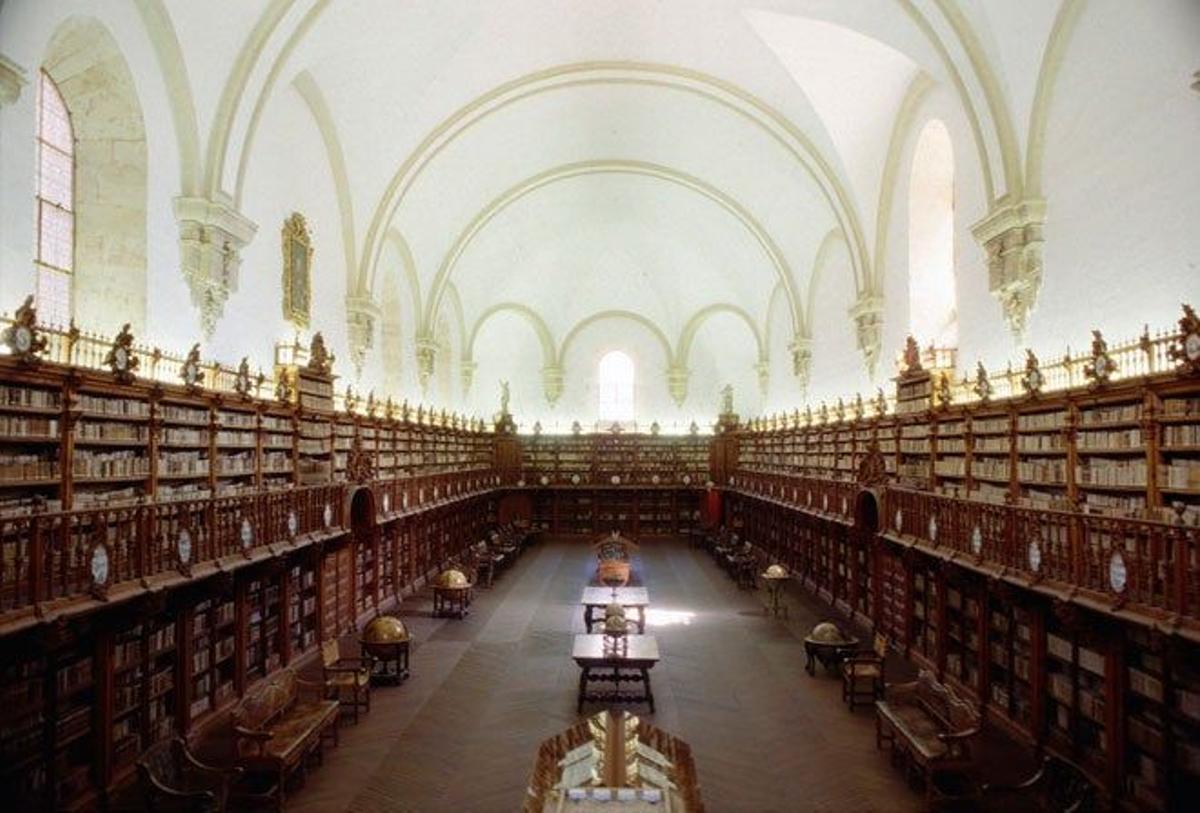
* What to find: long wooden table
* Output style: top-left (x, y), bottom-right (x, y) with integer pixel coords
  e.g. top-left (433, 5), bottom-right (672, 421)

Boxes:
top-left (572, 634), bottom-right (660, 713)
top-left (580, 586), bottom-right (650, 633)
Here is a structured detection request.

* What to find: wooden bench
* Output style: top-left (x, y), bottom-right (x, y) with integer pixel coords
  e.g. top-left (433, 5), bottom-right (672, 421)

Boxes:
top-left (875, 669), bottom-right (980, 799)
top-left (230, 668), bottom-right (340, 807)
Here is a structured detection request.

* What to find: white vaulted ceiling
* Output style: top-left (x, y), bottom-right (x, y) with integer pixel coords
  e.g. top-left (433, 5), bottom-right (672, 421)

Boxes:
top-left (17, 0), bottom-right (1194, 421)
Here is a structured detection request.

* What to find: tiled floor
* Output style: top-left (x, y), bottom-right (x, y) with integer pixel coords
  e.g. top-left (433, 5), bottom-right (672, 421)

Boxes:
top-left (285, 536), bottom-right (937, 812)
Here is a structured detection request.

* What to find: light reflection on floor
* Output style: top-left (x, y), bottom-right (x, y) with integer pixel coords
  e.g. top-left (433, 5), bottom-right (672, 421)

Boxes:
top-left (645, 608), bottom-right (696, 627)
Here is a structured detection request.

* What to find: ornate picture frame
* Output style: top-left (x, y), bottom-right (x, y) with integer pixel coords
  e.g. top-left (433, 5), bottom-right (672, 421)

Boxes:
top-left (282, 212), bottom-right (313, 328)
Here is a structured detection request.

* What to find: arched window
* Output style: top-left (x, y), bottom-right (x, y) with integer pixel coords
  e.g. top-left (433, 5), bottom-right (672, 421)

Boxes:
top-left (597, 351), bottom-right (635, 422)
top-left (35, 71), bottom-right (74, 326)
top-left (908, 119), bottom-right (956, 348)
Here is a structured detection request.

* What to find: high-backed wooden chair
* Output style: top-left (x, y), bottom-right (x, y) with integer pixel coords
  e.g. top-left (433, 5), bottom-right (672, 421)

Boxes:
top-left (320, 639), bottom-right (372, 723)
top-left (842, 633), bottom-right (888, 710)
top-left (137, 736), bottom-right (242, 812)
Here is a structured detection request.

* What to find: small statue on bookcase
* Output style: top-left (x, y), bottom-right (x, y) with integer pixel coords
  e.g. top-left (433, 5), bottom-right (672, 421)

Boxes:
top-left (499, 380), bottom-right (511, 416)
top-left (306, 331), bottom-right (334, 376)
top-left (856, 439), bottom-right (887, 487)
top-left (439, 408), bottom-right (448, 427)
top-left (902, 335), bottom-right (923, 375)
top-left (384, 396), bottom-right (395, 420)
top-left (234, 357), bottom-right (254, 398)
top-left (1168, 303), bottom-right (1200, 376)
top-left (346, 433), bottom-right (375, 484)
top-left (104, 323), bottom-right (140, 383)
top-left (935, 372), bottom-right (953, 410)
top-left (571, 420), bottom-right (583, 435)
top-left (532, 420), bottom-right (543, 436)
top-left (819, 402), bottom-right (829, 424)
top-left (720, 384), bottom-right (734, 416)
top-left (650, 421), bottom-right (661, 436)
top-left (1084, 329), bottom-right (1116, 388)
top-left (180, 343), bottom-right (204, 392)
top-left (852, 394), bottom-right (865, 421)
top-left (2, 295), bottom-right (48, 364)
top-left (972, 362), bottom-right (993, 402)
top-left (416, 403), bottom-right (425, 425)
top-left (874, 388), bottom-right (888, 417)
top-left (1020, 349), bottom-right (1045, 397)
top-left (805, 405), bottom-right (814, 427)
top-left (688, 420), bottom-right (699, 435)
top-left (366, 391), bottom-right (377, 417)
top-left (344, 385), bottom-right (360, 413)
top-left (275, 370), bottom-right (294, 403)
top-left (835, 398), bottom-right (846, 422)
top-left (400, 399), bottom-right (411, 423)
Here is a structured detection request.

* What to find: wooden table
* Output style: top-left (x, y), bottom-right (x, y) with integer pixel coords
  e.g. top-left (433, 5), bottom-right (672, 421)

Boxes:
top-left (572, 634), bottom-right (660, 713)
top-left (803, 635), bottom-right (859, 675)
top-left (580, 586), bottom-right (649, 633)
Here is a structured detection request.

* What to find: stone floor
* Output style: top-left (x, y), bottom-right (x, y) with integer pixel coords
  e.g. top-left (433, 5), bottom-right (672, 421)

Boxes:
top-left (284, 536), bottom-right (1006, 812)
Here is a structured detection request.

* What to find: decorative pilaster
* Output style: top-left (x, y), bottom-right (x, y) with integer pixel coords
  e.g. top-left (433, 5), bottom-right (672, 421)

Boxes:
top-left (173, 196), bottom-right (257, 337)
top-left (345, 294), bottom-right (379, 379)
top-left (0, 55), bottom-right (27, 106)
top-left (460, 359), bottom-right (477, 395)
top-left (666, 364), bottom-right (690, 407)
top-left (414, 333), bottom-right (437, 390)
top-left (542, 364), bottom-right (564, 405)
top-left (972, 198), bottom-right (1046, 338)
top-left (754, 360), bottom-right (769, 396)
top-left (788, 336), bottom-right (812, 391)
top-left (849, 293), bottom-right (884, 377)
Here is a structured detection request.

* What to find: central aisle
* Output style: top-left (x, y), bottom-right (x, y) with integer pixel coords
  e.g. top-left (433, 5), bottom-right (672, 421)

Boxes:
top-left (288, 536), bottom-right (920, 813)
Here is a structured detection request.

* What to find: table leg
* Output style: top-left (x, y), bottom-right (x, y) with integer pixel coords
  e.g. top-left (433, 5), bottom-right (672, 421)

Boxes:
top-left (635, 607), bottom-right (646, 634)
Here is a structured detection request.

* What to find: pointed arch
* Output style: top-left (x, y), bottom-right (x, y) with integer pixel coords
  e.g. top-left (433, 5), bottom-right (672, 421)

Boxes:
top-left (1025, 0), bottom-right (1087, 198)
top-left (294, 69), bottom-right (356, 287)
top-left (676, 304), bottom-right (766, 369)
top-left (558, 311), bottom-right (674, 369)
top-left (466, 304), bottom-right (557, 369)
top-left (422, 160), bottom-right (804, 340)
top-left (132, 0), bottom-right (200, 194)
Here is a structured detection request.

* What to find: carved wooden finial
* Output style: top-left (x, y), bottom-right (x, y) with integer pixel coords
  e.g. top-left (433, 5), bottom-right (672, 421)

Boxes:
top-left (1020, 348), bottom-right (1044, 396)
top-left (1168, 302), bottom-right (1200, 375)
top-left (104, 323), bottom-right (140, 383)
top-left (3, 295), bottom-right (49, 364)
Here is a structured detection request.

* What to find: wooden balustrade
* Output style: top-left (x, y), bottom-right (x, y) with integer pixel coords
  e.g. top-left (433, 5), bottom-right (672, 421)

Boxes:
top-left (727, 477), bottom-right (1200, 627)
top-left (0, 473), bottom-right (500, 622)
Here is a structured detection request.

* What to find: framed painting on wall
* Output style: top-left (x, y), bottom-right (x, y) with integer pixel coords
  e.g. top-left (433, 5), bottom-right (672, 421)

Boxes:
top-left (282, 212), bottom-right (312, 327)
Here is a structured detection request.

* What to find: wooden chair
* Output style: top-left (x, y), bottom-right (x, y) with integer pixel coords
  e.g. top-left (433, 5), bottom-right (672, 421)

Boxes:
top-left (842, 633), bottom-right (888, 710)
top-left (320, 639), bottom-right (372, 724)
top-left (982, 754), bottom-right (1098, 812)
top-left (137, 736), bottom-right (242, 812)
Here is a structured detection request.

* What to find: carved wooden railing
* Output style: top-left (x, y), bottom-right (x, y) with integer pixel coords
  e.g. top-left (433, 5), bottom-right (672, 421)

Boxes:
top-left (0, 473), bottom-right (500, 619)
top-left (724, 472), bottom-right (1200, 626)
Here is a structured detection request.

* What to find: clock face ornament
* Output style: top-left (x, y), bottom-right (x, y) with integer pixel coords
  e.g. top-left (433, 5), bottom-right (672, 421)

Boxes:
top-left (178, 529), bottom-right (193, 565)
top-left (1109, 550), bottom-right (1127, 593)
top-left (12, 325), bottom-right (32, 353)
top-left (90, 544), bottom-right (110, 586)
top-left (1186, 332), bottom-right (1200, 361)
